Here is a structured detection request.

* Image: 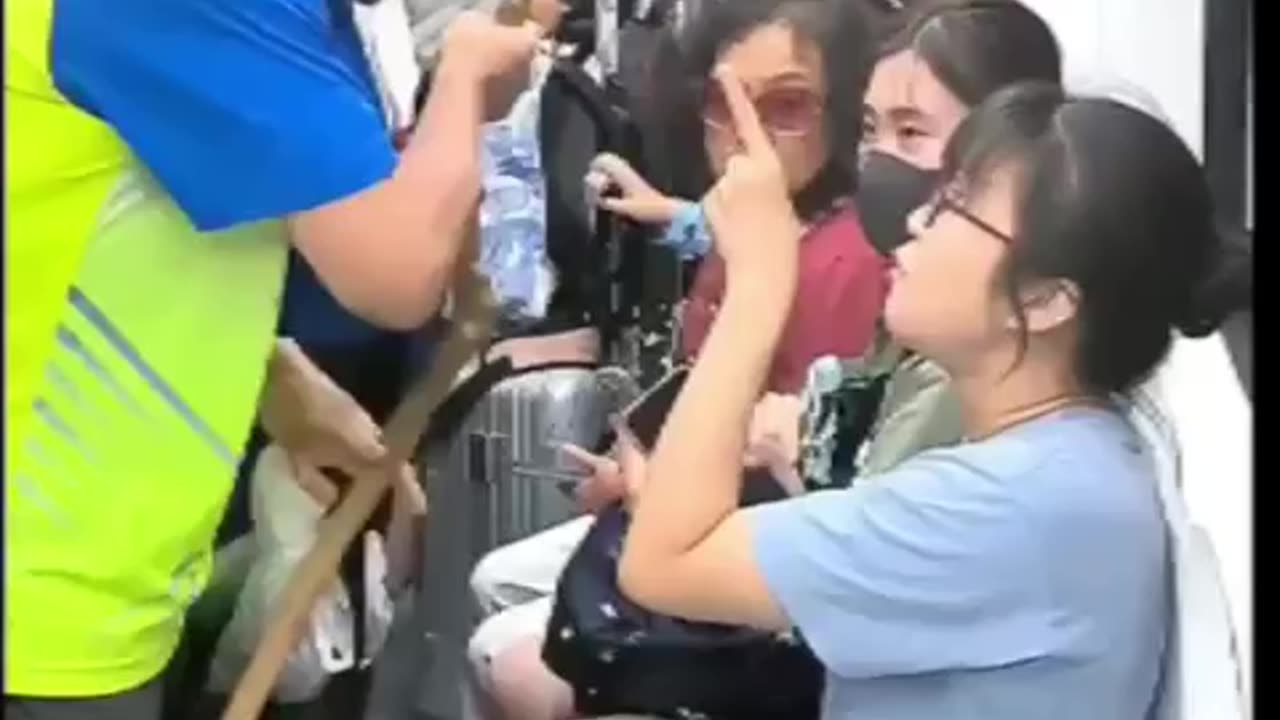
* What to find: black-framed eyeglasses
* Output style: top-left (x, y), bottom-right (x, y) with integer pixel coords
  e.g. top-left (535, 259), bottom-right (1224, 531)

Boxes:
top-left (923, 191), bottom-right (1015, 244)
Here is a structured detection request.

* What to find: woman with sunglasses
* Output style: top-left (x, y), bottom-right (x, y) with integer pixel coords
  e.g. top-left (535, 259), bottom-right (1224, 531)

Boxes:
top-left (466, 1), bottom-right (882, 718)
top-left (617, 73), bottom-right (1250, 719)
top-left (590, 0), bottom-right (884, 397)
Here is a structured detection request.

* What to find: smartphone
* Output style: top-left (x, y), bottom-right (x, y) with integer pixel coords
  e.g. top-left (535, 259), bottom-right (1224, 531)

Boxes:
top-left (621, 366), bottom-right (690, 451)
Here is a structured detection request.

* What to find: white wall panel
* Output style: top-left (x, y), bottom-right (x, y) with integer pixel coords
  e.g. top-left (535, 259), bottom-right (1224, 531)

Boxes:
top-left (1021, 0), bottom-right (1251, 702)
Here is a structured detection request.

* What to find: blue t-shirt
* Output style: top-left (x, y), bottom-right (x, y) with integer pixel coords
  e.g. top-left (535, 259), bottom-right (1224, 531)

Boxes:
top-left (750, 408), bottom-right (1168, 720)
top-left (50, 0), bottom-right (404, 346)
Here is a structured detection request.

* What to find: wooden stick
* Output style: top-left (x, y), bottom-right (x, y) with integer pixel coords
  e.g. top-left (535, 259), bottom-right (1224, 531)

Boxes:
top-left (221, 237), bottom-right (498, 720)
top-left (221, 2), bottom-right (559, 711)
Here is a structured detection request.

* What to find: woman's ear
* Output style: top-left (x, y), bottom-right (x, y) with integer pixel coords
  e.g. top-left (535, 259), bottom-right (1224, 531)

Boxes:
top-left (1009, 279), bottom-right (1081, 333)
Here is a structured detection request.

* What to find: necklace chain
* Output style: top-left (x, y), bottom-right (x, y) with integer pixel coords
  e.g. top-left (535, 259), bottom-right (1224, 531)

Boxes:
top-left (967, 394), bottom-right (1107, 442)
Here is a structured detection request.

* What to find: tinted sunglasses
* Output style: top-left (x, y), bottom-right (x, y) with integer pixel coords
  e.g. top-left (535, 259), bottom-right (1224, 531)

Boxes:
top-left (701, 82), bottom-right (825, 138)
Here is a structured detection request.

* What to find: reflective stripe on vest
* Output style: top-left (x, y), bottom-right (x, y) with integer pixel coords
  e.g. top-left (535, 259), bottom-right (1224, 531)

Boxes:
top-left (5, 0), bottom-right (288, 696)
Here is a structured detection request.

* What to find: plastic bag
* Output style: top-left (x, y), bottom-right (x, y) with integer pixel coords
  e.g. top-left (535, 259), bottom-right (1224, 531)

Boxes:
top-left (407, 0), bottom-right (505, 69)
top-left (353, 0), bottom-right (423, 133)
top-left (478, 58), bottom-right (558, 329)
top-left (206, 446), bottom-right (395, 703)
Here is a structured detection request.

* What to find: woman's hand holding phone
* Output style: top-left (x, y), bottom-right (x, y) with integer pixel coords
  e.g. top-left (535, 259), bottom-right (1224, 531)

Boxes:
top-left (561, 418), bottom-right (650, 514)
top-left (561, 443), bottom-right (625, 513)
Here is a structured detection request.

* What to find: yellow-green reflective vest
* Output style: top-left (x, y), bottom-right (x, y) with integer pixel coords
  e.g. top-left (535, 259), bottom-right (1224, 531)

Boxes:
top-left (6, 0), bottom-right (288, 696)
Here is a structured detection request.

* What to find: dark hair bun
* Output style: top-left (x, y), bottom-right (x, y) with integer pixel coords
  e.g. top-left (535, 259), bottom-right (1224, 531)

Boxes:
top-left (1176, 224), bottom-right (1253, 338)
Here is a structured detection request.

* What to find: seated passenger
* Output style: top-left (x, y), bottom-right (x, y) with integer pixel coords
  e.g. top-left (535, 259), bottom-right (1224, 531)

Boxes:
top-left (618, 77), bottom-right (1249, 720)
top-left (597, 0), bottom-right (1067, 480)
top-left (856, 0), bottom-right (1064, 474)
top-left (467, 0), bottom-right (882, 716)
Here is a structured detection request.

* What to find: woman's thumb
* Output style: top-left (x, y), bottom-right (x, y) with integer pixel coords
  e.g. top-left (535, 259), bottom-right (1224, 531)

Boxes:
top-left (610, 416), bottom-right (645, 463)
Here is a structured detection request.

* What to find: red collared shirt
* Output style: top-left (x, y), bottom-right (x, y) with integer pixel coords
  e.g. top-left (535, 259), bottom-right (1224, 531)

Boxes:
top-left (679, 206), bottom-right (889, 394)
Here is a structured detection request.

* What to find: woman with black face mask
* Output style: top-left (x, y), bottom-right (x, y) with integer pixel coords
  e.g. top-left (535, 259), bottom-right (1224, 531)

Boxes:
top-left (857, 0), bottom-right (1062, 255)
top-left (841, 0), bottom-right (1064, 476)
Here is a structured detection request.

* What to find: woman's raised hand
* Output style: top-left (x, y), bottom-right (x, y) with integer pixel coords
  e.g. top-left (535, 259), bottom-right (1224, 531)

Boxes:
top-left (702, 66), bottom-right (804, 288)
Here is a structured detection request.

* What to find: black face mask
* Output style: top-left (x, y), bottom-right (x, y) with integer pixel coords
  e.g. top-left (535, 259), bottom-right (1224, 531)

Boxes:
top-left (857, 151), bottom-right (940, 256)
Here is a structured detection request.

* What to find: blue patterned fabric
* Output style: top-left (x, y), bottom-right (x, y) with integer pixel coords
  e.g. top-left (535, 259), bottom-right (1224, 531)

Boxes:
top-left (478, 80), bottom-right (555, 328)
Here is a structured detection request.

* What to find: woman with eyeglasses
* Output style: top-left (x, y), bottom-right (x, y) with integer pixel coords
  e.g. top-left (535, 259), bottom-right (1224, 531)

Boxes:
top-left (750, 0), bottom-right (1065, 518)
top-left (466, 1), bottom-right (883, 717)
top-left (617, 76), bottom-right (1250, 719)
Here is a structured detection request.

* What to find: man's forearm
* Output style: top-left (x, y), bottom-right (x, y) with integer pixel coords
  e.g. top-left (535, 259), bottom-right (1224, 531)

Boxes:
top-left (397, 59), bottom-right (487, 251)
top-left (287, 64), bottom-right (489, 330)
top-left (386, 62), bottom-right (488, 312)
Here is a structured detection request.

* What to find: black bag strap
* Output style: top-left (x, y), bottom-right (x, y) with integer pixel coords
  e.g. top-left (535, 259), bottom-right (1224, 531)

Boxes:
top-left (417, 356), bottom-right (516, 452)
top-left (636, 0), bottom-right (681, 25)
top-left (547, 59), bottom-right (629, 167)
top-left (539, 60), bottom-right (639, 348)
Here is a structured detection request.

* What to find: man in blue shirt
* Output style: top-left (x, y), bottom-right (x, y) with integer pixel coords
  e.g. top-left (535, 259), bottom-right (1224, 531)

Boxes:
top-left (9, 0), bottom-right (541, 716)
top-left (49, 0), bottom-right (533, 327)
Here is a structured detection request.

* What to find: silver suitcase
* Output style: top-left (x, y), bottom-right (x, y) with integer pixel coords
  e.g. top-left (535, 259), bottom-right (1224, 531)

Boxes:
top-left (452, 364), bottom-right (638, 554)
top-left (403, 361), bottom-right (637, 719)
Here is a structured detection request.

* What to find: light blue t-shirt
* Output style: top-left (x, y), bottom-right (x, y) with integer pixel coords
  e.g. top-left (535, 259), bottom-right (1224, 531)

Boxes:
top-left (750, 408), bottom-right (1168, 720)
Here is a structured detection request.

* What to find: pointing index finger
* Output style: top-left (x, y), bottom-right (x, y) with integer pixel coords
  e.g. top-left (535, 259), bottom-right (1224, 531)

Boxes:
top-left (715, 64), bottom-right (771, 156)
